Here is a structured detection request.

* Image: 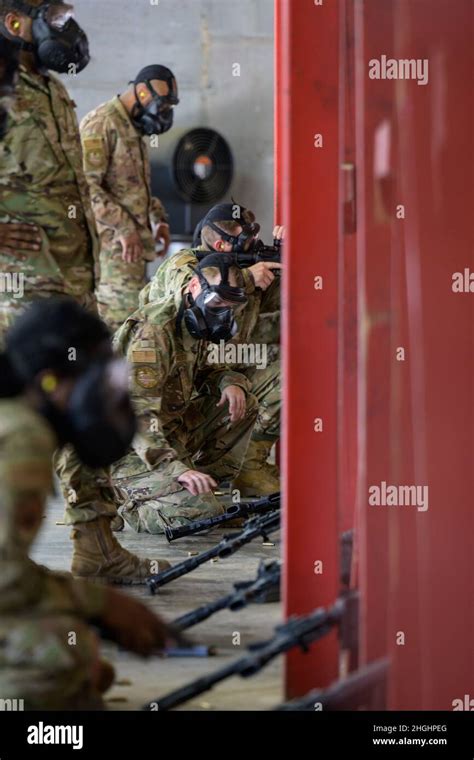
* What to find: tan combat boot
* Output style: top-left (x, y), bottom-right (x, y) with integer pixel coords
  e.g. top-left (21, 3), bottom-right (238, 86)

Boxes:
top-left (233, 440), bottom-right (280, 497)
top-left (71, 516), bottom-right (171, 585)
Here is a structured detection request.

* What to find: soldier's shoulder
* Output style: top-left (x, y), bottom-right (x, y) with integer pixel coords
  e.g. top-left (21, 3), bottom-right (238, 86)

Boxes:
top-left (80, 99), bottom-right (118, 133)
top-left (167, 248), bottom-right (200, 266)
top-left (114, 300), bottom-right (176, 353)
top-left (141, 298), bottom-right (178, 334)
top-left (0, 398), bottom-right (57, 455)
top-left (153, 249), bottom-right (199, 281)
top-left (47, 73), bottom-right (76, 105)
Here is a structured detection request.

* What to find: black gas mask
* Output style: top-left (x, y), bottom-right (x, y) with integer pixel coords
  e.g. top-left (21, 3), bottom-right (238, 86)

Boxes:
top-left (199, 203), bottom-right (261, 252)
top-left (130, 64), bottom-right (179, 137)
top-left (0, 36), bottom-right (19, 139)
top-left (36, 357), bottom-right (137, 469)
top-left (181, 253), bottom-right (247, 344)
top-left (3, 1), bottom-right (90, 74)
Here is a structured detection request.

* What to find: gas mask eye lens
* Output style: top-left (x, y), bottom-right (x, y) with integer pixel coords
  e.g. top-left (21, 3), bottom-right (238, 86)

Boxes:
top-left (46, 4), bottom-right (75, 29)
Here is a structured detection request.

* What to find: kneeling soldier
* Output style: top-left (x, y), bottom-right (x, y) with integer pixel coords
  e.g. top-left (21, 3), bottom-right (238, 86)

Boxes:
top-left (113, 253), bottom-right (259, 534)
top-left (139, 202), bottom-right (282, 495)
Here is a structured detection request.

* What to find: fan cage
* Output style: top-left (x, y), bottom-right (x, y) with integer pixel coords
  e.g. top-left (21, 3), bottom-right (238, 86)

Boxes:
top-left (172, 128), bottom-right (234, 203)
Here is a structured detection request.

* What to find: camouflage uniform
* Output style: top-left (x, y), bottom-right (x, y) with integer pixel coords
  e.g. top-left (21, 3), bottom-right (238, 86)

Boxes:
top-left (80, 96), bottom-right (168, 331)
top-left (112, 293), bottom-right (259, 534)
top-left (0, 66), bottom-right (98, 337)
top-left (140, 247), bottom-right (281, 442)
top-left (0, 66), bottom-right (117, 530)
top-left (0, 398), bottom-right (108, 710)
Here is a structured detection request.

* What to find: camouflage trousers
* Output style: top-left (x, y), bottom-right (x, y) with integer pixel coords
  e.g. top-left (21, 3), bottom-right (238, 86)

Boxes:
top-left (55, 445), bottom-right (118, 525)
top-left (0, 614), bottom-right (104, 710)
top-left (0, 294), bottom-right (119, 527)
top-left (243, 354), bottom-right (281, 442)
top-left (110, 390), bottom-right (259, 534)
top-left (96, 243), bottom-right (147, 332)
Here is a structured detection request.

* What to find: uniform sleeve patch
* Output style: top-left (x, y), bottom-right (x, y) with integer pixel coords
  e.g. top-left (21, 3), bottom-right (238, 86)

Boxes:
top-left (83, 137), bottom-right (104, 150)
top-left (83, 137), bottom-right (106, 169)
top-left (135, 366), bottom-right (159, 389)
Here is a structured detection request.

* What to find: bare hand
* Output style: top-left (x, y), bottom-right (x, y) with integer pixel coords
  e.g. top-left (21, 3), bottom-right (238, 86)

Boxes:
top-left (119, 231), bottom-right (143, 264)
top-left (273, 224), bottom-right (286, 241)
top-left (101, 588), bottom-right (176, 657)
top-left (248, 261), bottom-right (282, 290)
top-left (217, 385), bottom-right (246, 423)
top-left (154, 222), bottom-right (171, 256)
top-left (0, 222), bottom-right (42, 256)
top-left (177, 469), bottom-right (217, 496)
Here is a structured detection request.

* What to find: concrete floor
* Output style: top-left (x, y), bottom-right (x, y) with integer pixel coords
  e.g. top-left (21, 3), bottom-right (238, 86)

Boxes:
top-left (32, 495), bottom-right (283, 711)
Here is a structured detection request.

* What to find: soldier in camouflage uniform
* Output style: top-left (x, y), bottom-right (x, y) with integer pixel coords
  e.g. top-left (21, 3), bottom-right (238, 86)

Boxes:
top-left (0, 302), bottom-right (173, 710)
top-left (139, 203), bottom-right (282, 496)
top-left (112, 254), bottom-right (259, 534)
top-left (80, 64), bottom-right (178, 331)
top-left (0, 33), bottom-right (97, 328)
top-left (0, 0), bottom-right (162, 583)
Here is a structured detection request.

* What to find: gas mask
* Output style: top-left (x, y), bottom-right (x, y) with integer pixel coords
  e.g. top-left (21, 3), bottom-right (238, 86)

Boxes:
top-left (0, 36), bottom-right (19, 139)
top-left (181, 254), bottom-right (247, 344)
top-left (130, 65), bottom-right (179, 137)
top-left (37, 358), bottom-right (136, 469)
top-left (208, 220), bottom-right (261, 253)
top-left (200, 203), bottom-right (261, 252)
top-left (3, 1), bottom-right (90, 74)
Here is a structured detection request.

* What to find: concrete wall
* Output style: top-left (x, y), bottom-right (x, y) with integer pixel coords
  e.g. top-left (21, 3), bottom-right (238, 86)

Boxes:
top-left (66, 0), bottom-right (275, 238)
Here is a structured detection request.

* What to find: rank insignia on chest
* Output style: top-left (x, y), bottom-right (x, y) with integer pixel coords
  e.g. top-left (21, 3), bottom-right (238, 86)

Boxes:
top-left (135, 366), bottom-right (159, 389)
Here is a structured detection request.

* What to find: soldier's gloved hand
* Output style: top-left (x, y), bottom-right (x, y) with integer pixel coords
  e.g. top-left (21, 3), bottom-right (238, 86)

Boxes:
top-left (154, 222), bottom-right (171, 256)
top-left (119, 231), bottom-right (143, 264)
top-left (0, 222), bottom-right (42, 256)
top-left (249, 262), bottom-right (283, 290)
top-left (177, 470), bottom-right (217, 496)
top-left (100, 588), bottom-right (177, 657)
top-left (217, 385), bottom-right (247, 423)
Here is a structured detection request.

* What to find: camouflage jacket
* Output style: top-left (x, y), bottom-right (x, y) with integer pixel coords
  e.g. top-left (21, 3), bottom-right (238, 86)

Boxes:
top-left (80, 96), bottom-right (168, 261)
top-left (0, 66), bottom-right (98, 298)
top-left (139, 247), bottom-right (281, 347)
top-left (113, 293), bottom-right (252, 480)
top-left (0, 398), bottom-right (106, 622)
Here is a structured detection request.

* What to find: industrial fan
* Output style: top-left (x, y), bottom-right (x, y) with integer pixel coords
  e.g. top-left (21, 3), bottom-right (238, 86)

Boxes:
top-left (150, 127), bottom-right (234, 237)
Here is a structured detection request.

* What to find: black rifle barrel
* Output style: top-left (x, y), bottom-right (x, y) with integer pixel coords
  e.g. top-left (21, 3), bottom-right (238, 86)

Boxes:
top-left (165, 492), bottom-right (281, 542)
top-left (147, 511), bottom-right (281, 594)
top-left (149, 600), bottom-right (344, 712)
top-left (173, 561), bottom-right (281, 631)
top-left (234, 249), bottom-right (281, 268)
top-left (196, 241), bottom-right (282, 270)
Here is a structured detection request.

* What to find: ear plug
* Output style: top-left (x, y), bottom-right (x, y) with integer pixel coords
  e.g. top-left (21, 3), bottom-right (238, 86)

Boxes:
top-left (41, 374), bottom-right (58, 394)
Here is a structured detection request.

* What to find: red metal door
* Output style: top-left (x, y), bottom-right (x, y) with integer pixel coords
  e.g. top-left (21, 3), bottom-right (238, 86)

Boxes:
top-left (279, 0), bottom-right (474, 705)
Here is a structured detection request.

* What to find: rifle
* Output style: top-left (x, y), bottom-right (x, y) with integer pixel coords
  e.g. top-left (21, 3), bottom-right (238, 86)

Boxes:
top-left (232, 239), bottom-right (282, 270)
top-left (145, 600), bottom-right (345, 711)
top-left (172, 560), bottom-right (281, 631)
top-left (146, 510), bottom-right (280, 594)
top-left (196, 239), bottom-right (282, 271)
top-left (164, 492), bottom-right (280, 542)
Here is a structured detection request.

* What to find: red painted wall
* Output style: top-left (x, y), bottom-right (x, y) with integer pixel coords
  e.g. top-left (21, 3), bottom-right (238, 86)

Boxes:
top-left (278, 0), bottom-right (473, 706)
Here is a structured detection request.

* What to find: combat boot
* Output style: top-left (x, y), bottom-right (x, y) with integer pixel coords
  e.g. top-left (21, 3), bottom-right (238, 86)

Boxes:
top-left (71, 516), bottom-right (170, 585)
top-left (233, 440), bottom-right (280, 497)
